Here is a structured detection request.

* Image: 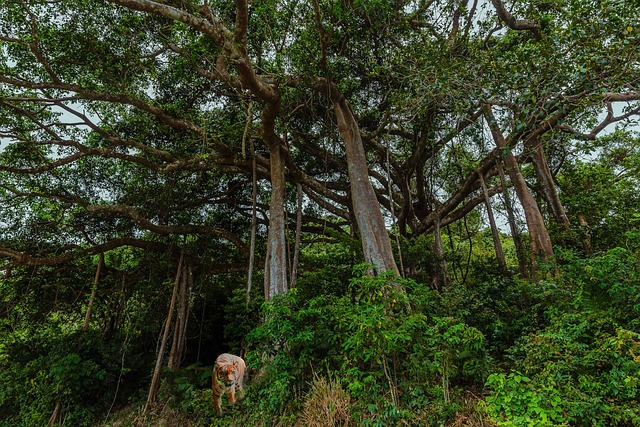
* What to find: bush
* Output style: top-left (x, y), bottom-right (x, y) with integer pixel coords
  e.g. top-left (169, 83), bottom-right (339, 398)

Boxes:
top-left (486, 312), bottom-right (640, 426)
top-left (558, 247), bottom-right (640, 327)
top-left (0, 325), bottom-right (129, 427)
top-left (444, 275), bottom-right (554, 360)
top-left (246, 265), bottom-right (490, 426)
top-left (484, 245), bottom-right (640, 427)
top-left (297, 374), bottom-right (351, 427)
top-left (485, 372), bottom-right (566, 426)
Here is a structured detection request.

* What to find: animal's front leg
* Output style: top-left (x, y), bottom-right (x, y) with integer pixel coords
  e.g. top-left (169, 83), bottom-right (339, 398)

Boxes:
top-left (212, 376), bottom-right (224, 416)
top-left (228, 387), bottom-right (237, 406)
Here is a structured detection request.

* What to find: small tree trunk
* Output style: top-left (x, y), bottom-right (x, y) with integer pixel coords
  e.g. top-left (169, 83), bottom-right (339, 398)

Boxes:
top-left (168, 264), bottom-right (190, 371)
top-left (479, 173), bottom-right (509, 275)
top-left (51, 254), bottom-right (106, 426)
top-left (47, 401), bottom-right (62, 427)
top-left (290, 183), bottom-right (303, 288)
top-left (145, 252), bottom-right (183, 411)
top-left (433, 217), bottom-right (448, 290)
top-left (246, 138), bottom-right (258, 303)
top-left (82, 253), bottom-right (104, 332)
top-left (527, 137), bottom-right (570, 230)
top-left (577, 214), bottom-right (594, 256)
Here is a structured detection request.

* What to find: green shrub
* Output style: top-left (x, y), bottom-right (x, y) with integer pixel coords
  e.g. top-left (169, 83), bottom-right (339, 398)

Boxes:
top-left (246, 265), bottom-right (490, 426)
top-left (0, 325), bottom-right (128, 427)
top-left (486, 313), bottom-right (640, 426)
top-left (485, 372), bottom-right (566, 426)
top-left (558, 247), bottom-right (640, 327)
top-left (445, 276), bottom-right (554, 359)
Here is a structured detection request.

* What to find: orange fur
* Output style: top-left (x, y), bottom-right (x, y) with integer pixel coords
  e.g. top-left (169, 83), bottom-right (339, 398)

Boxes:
top-left (212, 353), bottom-right (246, 416)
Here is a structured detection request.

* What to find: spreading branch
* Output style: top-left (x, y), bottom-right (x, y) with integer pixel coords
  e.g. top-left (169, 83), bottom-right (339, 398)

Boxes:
top-left (490, 0), bottom-right (541, 40)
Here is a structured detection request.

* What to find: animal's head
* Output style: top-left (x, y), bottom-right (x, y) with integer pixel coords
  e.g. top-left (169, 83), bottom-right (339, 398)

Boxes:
top-left (217, 361), bottom-right (238, 385)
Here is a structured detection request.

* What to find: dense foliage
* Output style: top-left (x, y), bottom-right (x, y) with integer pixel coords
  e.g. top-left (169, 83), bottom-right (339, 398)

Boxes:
top-left (1, 0), bottom-right (639, 425)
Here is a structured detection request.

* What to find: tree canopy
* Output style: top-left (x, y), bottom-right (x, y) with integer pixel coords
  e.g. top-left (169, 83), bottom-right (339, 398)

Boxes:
top-left (1, 0), bottom-right (638, 284)
top-left (1, 0), bottom-right (639, 425)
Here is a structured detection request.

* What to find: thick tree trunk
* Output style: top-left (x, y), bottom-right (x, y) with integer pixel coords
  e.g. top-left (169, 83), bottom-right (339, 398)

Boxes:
top-left (527, 137), bottom-right (570, 230)
top-left (260, 91), bottom-right (289, 300)
top-left (264, 142), bottom-right (289, 299)
top-left (145, 252), bottom-right (183, 411)
top-left (323, 82), bottom-right (399, 275)
top-left (496, 160), bottom-right (528, 277)
top-left (479, 173), bottom-right (509, 275)
top-left (484, 105), bottom-right (555, 277)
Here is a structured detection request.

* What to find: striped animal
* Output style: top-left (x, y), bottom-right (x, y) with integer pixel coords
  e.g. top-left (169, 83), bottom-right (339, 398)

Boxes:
top-left (212, 353), bottom-right (246, 416)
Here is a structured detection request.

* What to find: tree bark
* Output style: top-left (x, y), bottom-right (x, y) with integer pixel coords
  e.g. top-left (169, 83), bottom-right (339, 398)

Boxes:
top-left (264, 141), bottom-right (289, 299)
top-left (290, 183), bottom-right (303, 288)
top-left (433, 217), bottom-right (448, 289)
top-left (168, 263), bottom-right (190, 371)
top-left (320, 81), bottom-right (399, 275)
top-left (246, 138), bottom-right (258, 302)
top-left (496, 160), bottom-right (528, 277)
top-left (526, 137), bottom-right (570, 230)
top-left (145, 252), bottom-right (183, 411)
top-left (484, 105), bottom-right (555, 278)
top-left (479, 173), bottom-right (509, 275)
top-left (577, 214), bottom-right (593, 256)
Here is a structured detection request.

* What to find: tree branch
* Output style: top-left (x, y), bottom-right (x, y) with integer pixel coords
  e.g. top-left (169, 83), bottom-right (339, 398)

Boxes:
top-left (490, 0), bottom-right (541, 40)
top-left (0, 238), bottom-right (171, 267)
top-left (0, 185), bottom-right (248, 254)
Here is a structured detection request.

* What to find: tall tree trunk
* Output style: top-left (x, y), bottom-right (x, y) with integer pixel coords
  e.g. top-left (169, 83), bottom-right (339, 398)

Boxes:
top-left (321, 81), bottom-right (399, 275)
top-left (433, 217), bottom-right (448, 289)
top-left (264, 142), bottom-right (288, 299)
top-left (146, 252), bottom-right (183, 411)
top-left (168, 263), bottom-right (190, 371)
top-left (496, 160), bottom-right (528, 277)
top-left (246, 138), bottom-right (258, 303)
top-left (387, 145), bottom-right (405, 277)
top-left (261, 94), bottom-right (289, 300)
top-left (290, 183), bottom-right (303, 288)
top-left (82, 253), bottom-right (104, 332)
top-left (577, 214), bottom-right (594, 256)
top-left (526, 137), bottom-right (570, 230)
top-left (479, 173), bottom-right (509, 275)
top-left (484, 105), bottom-right (555, 278)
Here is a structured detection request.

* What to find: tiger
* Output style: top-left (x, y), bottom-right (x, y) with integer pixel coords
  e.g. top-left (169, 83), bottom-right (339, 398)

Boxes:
top-left (212, 353), bottom-right (246, 416)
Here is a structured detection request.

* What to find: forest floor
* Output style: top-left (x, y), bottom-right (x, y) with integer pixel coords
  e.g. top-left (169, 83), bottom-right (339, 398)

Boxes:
top-left (100, 391), bottom-right (497, 427)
